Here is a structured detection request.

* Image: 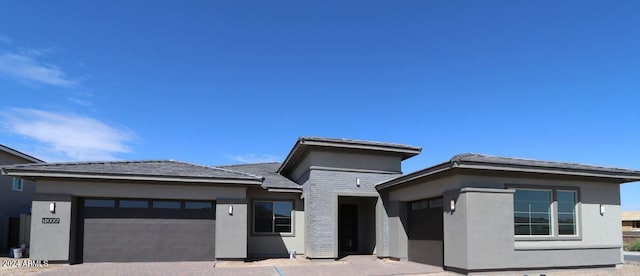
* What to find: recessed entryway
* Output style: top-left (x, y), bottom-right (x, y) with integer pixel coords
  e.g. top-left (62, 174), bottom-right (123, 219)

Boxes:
top-left (337, 196), bottom-right (376, 257)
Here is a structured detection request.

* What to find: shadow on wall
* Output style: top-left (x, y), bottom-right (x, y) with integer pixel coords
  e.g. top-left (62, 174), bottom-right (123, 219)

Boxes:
top-left (247, 188), bottom-right (304, 259)
top-left (380, 190), bottom-right (449, 267)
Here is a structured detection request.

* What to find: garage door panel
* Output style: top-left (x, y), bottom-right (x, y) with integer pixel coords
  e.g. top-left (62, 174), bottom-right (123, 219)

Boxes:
top-left (408, 197), bottom-right (444, 266)
top-left (83, 219), bottom-right (215, 262)
top-left (80, 198), bottom-right (216, 263)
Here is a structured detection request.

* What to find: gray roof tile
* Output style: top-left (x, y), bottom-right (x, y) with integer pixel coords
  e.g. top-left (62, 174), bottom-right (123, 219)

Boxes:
top-left (377, 153), bottom-right (640, 190)
top-left (2, 160), bottom-right (261, 181)
top-left (218, 162), bottom-right (300, 190)
top-left (451, 153), bottom-right (640, 174)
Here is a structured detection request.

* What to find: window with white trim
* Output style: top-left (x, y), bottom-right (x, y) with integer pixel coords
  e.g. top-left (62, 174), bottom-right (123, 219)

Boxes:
top-left (254, 200), bottom-right (293, 234)
top-left (12, 178), bottom-right (23, 191)
top-left (513, 188), bottom-right (578, 237)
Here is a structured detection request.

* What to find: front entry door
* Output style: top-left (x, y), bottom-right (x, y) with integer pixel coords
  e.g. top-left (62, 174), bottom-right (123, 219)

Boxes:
top-left (339, 204), bottom-right (358, 253)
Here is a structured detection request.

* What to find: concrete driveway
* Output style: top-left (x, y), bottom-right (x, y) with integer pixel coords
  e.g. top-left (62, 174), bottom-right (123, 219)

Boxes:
top-left (37, 255), bottom-right (452, 276)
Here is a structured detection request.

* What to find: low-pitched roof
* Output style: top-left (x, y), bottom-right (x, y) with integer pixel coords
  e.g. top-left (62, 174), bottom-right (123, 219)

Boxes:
top-left (278, 136), bottom-right (422, 174)
top-left (377, 153), bottom-right (640, 190)
top-left (0, 144), bottom-right (44, 163)
top-left (622, 211), bottom-right (640, 221)
top-left (219, 162), bottom-right (300, 190)
top-left (1, 160), bottom-right (263, 185)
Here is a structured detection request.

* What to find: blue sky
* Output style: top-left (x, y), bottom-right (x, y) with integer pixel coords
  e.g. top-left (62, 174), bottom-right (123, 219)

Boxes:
top-left (0, 1), bottom-right (638, 209)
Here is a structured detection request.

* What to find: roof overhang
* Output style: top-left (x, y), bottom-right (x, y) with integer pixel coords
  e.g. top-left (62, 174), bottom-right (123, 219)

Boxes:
top-left (622, 212), bottom-right (640, 221)
top-left (278, 137), bottom-right (422, 174)
top-left (377, 157), bottom-right (640, 191)
top-left (2, 169), bottom-right (263, 185)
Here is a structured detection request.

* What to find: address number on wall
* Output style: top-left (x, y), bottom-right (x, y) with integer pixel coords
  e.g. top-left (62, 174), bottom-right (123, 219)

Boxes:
top-left (42, 218), bottom-right (60, 224)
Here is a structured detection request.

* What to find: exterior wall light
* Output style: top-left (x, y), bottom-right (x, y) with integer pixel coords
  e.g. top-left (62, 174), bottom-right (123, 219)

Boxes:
top-left (450, 199), bottom-right (455, 211)
top-left (600, 204), bottom-right (605, 216)
top-left (228, 205), bottom-right (233, 216)
top-left (49, 202), bottom-right (56, 213)
top-left (356, 177), bottom-right (361, 187)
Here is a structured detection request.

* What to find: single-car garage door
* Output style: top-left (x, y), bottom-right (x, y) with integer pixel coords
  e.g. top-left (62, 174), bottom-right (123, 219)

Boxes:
top-left (408, 197), bottom-right (444, 266)
top-left (79, 198), bottom-right (215, 263)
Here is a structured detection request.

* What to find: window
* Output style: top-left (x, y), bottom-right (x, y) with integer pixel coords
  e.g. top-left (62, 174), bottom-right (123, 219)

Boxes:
top-left (85, 199), bottom-right (116, 208)
top-left (185, 201), bottom-right (213, 210)
top-left (119, 199), bottom-right (149, 208)
top-left (254, 201), bottom-right (293, 234)
top-left (513, 187), bottom-right (579, 237)
top-left (514, 189), bottom-right (552, 235)
top-left (429, 198), bottom-right (443, 208)
top-left (411, 198), bottom-right (443, 210)
top-left (152, 200), bottom-right (181, 209)
top-left (411, 200), bottom-right (429, 210)
top-left (557, 190), bottom-right (577, 235)
top-left (12, 178), bottom-right (23, 191)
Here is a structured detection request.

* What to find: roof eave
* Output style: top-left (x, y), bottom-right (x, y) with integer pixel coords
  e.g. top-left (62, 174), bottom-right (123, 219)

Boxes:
top-left (376, 161), bottom-right (453, 190)
top-left (2, 170), bottom-right (263, 185)
top-left (0, 145), bottom-right (44, 163)
top-left (277, 139), bottom-right (303, 174)
top-left (278, 137), bottom-right (422, 174)
top-left (376, 160), bottom-right (640, 191)
top-left (300, 138), bottom-right (421, 158)
top-left (265, 188), bottom-right (303, 193)
top-left (456, 163), bottom-right (640, 182)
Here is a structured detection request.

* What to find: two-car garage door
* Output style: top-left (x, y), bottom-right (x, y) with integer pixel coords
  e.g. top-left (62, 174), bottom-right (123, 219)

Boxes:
top-left (79, 198), bottom-right (215, 263)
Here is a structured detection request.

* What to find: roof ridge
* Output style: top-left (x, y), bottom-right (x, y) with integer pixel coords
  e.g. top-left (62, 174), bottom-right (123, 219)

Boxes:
top-left (209, 165), bottom-right (265, 180)
top-left (0, 144), bottom-right (44, 163)
top-left (8, 159), bottom-right (173, 167)
top-left (166, 160), bottom-right (264, 180)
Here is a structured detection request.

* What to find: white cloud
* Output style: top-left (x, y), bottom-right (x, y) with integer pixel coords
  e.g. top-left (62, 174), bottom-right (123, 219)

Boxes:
top-left (227, 153), bottom-right (281, 164)
top-left (0, 52), bottom-right (76, 87)
top-left (1, 108), bottom-right (136, 161)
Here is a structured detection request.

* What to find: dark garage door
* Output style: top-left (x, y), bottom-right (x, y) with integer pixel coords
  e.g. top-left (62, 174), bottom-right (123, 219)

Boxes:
top-left (408, 197), bottom-right (444, 266)
top-left (79, 198), bottom-right (215, 263)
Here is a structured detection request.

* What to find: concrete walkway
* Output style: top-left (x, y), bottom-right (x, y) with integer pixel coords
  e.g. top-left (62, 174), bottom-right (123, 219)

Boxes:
top-left (36, 255), bottom-right (450, 276)
top-left (625, 251), bottom-right (640, 263)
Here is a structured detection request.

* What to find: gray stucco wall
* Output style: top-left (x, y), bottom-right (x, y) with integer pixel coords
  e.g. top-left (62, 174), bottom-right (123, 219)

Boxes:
top-left (30, 180), bottom-right (248, 262)
top-left (457, 174), bottom-right (623, 253)
top-left (29, 194), bottom-right (72, 261)
top-left (386, 171), bottom-right (624, 272)
top-left (289, 150), bottom-right (402, 182)
top-left (385, 175), bottom-right (458, 262)
top-left (216, 198), bottom-right (247, 259)
top-left (246, 188), bottom-right (305, 257)
top-left (383, 199), bottom-right (408, 260)
top-left (0, 151), bottom-right (37, 252)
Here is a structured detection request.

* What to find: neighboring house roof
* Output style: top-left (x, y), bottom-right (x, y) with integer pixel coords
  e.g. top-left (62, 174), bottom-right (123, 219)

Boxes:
top-left (377, 153), bottom-right (640, 190)
top-left (278, 136), bottom-right (422, 174)
top-left (0, 144), bottom-right (44, 163)
top-left (1, 160), bottom-right (263, 185)
top-left (622, 211), bottom-right (640, 221)
top-left (218, 162), bottom-right (300, 191)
